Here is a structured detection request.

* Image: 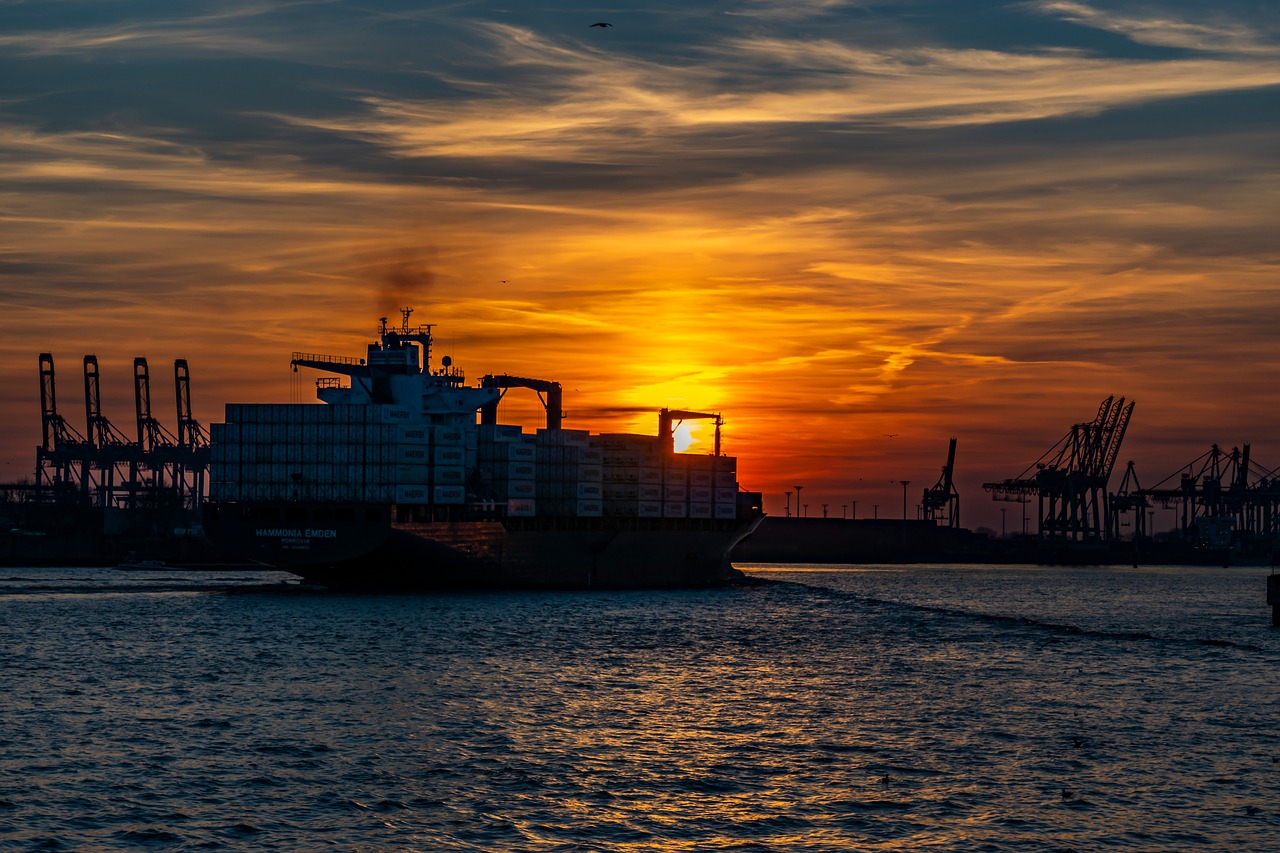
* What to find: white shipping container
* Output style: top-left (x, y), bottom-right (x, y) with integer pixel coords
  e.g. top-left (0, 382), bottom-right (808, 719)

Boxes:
top-left (395, 485), bottom-right (431, 505)
top-left (717, 456), bottom-right (738, 473)
top-left (664, 485), bottom-right (687, 502)
top-left (639, 467), bottom-right (662, 484)
top-left (397, 445), bottom-right (430, 464)
top-left (432, 466), bottom-right (466, 485)
top-left (577, 482), bottom-right (603, 500)
top-left (434, 446), bottom-right (466, 467)
top-left (435, 426), bottom-right (464, 445)
top-left (663, 501), bottom-right (688, 518)
top-left (663, 467), bottom-right (688, 485)
top-left (509, 443), bottom-right (536, 461)
top-left (716, 487), bottom-right (738, 504)
top-left (690, 470), bottom-right (713, 487)
top-left (506, 479), bottom-right (536, 499)
top-left (397, 425), bottom-right (432, 445)
top-left (433, 485), bottom-right (465, 504)
top-left (638, 502), bottom-right (663, 518)
top-left (576, 500), bottom-right (603, 517)
top-left (639, 484), bottom-right (663, 501)
top-left (493, 425), bottom-right (524, 441)
top-left (689, 502), bottom-right (713, 519)
top-left (715, 503), bottom-right (738, 520)
top-left (715, 470), bottom-right (737, 488)
top-left (507, 460), bottom-right (537, 480)
top-left (689, 486), bottom-right (714, 503)
top-left (379, 406), bottom-right (414, 424)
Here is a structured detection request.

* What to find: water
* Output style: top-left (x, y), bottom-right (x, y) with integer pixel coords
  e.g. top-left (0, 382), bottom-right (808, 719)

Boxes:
top-left (2, 563), bottom-right (1279, 851)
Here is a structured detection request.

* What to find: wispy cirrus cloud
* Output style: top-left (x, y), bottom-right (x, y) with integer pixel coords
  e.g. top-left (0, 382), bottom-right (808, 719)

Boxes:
top-left (1030, 0), bottom-right (1280, 54)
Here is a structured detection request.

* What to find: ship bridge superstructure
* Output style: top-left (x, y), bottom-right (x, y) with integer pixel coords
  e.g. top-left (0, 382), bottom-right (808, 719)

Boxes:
top-left (290, 307), bottom-right (500, 422)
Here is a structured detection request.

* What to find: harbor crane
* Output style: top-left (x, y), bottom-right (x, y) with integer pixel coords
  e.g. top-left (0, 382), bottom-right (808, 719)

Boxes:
top-left (85, 355), bottom-right (139, 507)
top-left (174, 359), bottom-right (210, 507)
top-left (36, 353), bottom-right (91, 498)
top-left (983, 396), bottom-right (1134, 544)
top-left (32, 352), bottom-right (209, 510)
top-left (922, 438), bottom-right (960, 527)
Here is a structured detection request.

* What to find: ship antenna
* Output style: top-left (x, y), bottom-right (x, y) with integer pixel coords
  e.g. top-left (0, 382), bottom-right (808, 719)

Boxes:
top-left (378, 316), bottom-right (388, 343)
top-left (401, 306), bottom-right (413, 334)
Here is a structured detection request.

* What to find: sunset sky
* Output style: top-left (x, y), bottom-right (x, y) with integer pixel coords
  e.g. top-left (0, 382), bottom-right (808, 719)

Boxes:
top-left (2, 0), bottom-right (1278, 529)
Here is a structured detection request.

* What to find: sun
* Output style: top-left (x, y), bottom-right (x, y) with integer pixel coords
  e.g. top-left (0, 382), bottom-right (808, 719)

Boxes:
top-left (673, 422), bottom-right (696, 453)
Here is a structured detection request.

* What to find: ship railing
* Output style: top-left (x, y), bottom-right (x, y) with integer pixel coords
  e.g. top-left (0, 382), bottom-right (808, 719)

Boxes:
top-left (291, 352), bottom-right (364, 367)
top-left (316, 378), bottom-right (343, 389)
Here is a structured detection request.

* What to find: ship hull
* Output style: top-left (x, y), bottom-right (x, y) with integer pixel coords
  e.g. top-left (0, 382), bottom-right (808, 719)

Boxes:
top-left (204, 501), bottom-right (763, 589)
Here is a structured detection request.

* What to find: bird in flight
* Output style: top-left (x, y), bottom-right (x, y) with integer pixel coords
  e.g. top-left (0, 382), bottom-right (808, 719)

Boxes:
top-left (883, 433), bottom-right (898, 438)
top-left (590, 22), bottom-right (612, 27)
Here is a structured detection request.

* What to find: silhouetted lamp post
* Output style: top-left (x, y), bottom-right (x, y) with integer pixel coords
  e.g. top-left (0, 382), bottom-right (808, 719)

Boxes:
top-left (794, 485), bottom-right (804, 517)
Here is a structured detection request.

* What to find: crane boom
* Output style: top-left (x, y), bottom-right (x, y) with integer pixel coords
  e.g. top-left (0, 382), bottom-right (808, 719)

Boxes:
top-left (658, 408), bottom-right (723, 456)
top-left (479, 374), bottom-right (564, 429)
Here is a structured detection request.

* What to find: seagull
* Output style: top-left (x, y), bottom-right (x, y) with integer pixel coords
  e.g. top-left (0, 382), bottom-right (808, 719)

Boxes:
top-left (883, 433), bottom-right (898, 438)
top-left (590, 22), bottom-right (612, 27)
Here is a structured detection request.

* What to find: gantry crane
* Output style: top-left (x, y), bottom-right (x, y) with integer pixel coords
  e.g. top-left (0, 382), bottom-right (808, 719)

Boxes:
top-left (35, 353), bottom-right (92, 499)
top-left (922, 438), bottom-right (960, 527)
top-left (174, 359), bottom-right (210, 508)
top-left (983, 396), bottom-right (1135, 543)
top-left (134, 357), bottom-right (186, 502)
top-left (85, 354), bottom-right (140, 507)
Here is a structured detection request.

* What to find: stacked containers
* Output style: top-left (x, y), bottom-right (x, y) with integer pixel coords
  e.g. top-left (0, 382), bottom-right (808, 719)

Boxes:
top-left (209, 403), bottom-right (478, 506)
top-left (715, 455), bottom-right (739, 519)
top-left (594, 433), bottom-right (663, 518)
top-left (210, 403), bottom-right (396, 504)
top-left (687, 454), bottom-right (715, 519)
top-left (477, 425), bottom-right (536, 514)
top-left (663, 453), bottom-right (688, 518)
top-left (536, 429), bottom-right (602, 517)
top-left (431, 424), bottom-right (466, 505)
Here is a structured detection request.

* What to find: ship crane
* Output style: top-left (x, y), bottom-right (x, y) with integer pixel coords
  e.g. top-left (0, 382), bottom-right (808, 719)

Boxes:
top-left (479, 375), bottom-right (564, 430)
top-left (658, 408), bottom-right (723, 456)
top-left (922, 437), bottom-right (960, 527)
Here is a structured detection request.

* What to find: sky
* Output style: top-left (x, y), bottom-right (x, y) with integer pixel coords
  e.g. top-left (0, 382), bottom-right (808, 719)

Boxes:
top-left (2, 0), bottom-right (1278, 530)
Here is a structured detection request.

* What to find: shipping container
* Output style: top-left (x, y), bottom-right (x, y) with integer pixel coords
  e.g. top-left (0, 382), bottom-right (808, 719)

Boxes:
top-left (432, 466), bottom-right (466, 485)
top-left (433, 485), bottom-right (465, 504)
top-left (507, 498), bottom-right (537, 517)
top-left (395, 485), bottom-right (431, 505)
top-left (689, 502), bottom-right (713, 519)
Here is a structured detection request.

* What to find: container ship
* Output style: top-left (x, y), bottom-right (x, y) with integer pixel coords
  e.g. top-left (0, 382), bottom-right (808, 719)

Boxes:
top-left (202, 308), bottom-right (764, 588)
